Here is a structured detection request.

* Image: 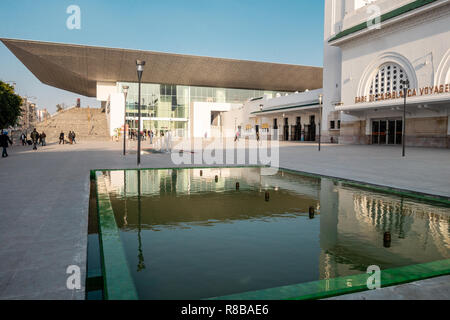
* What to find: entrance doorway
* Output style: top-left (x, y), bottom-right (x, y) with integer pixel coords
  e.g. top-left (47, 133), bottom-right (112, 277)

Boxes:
top-left (294, 117), bottom-right (302, 141)
top-left (283, 118), bottom-right (289, 141)
top-left (372, 119), bottom-right (402, 145)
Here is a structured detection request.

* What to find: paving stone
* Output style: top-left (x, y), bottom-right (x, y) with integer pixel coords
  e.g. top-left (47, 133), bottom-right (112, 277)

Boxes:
top-left (1, 140), bottom-right (449, 299)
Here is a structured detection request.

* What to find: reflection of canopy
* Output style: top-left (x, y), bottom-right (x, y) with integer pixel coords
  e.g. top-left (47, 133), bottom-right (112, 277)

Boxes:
top-left (1, 38), bottom-right (323, 97)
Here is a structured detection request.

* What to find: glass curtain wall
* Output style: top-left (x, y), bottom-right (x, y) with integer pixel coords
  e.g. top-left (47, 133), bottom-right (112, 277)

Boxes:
top-left (118, 82), bottom-right (290, 138)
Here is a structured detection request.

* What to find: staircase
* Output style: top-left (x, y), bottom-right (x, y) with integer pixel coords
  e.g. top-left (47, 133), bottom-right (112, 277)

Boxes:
top-left (35, 107), bottom-right (110, 142)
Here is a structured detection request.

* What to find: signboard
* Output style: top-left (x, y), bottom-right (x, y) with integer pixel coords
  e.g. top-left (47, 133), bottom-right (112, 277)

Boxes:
top-left (355, 84), bottom-right (450, 104)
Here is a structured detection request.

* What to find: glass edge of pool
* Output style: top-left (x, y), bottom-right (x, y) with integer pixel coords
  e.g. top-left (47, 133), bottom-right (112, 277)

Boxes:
top-left (90, 166), bottom-right (450, 300)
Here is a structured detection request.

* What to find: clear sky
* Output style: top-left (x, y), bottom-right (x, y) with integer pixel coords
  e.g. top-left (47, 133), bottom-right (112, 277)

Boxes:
top-left (0, 0), bottom-right (324, 113)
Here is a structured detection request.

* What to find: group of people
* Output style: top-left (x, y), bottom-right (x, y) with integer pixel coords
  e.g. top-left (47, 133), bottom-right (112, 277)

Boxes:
top-left (128, 129), bottom-right (155, 144)
top-left (59, 131), bottom-right (76, 145)
top-left (20, 129), bottom-right (47, 150)
top-left (1, 128), bottom-right (46, 158)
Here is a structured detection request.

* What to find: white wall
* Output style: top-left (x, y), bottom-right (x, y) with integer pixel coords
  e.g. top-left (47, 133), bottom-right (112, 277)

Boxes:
top-left (192, 102), bottom-right (233, 138)
top-left (109, 93), bottom-right (125, 136)
top-left (324, 0), bottom-right (344, 132)
top-left (96, 82), bottom-right (117, 101)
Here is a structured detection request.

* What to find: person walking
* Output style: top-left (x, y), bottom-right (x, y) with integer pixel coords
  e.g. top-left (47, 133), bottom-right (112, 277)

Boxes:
top-left (41, 132), bottom-right (47, 146)
top-left (72, 131), bottom-right (76, 144)
top-left (68, 131), bottom-right (73, 144)
top-left (0, 131), bottom-right (13, 158)
top-left (59, 131), bottom-right (65, 145)
top-left (20, 132), bottom-right (26, 146)
top-left (30, 128), bottom-right (39, 150)
top-left (150, 130), bottom-right (154, 144)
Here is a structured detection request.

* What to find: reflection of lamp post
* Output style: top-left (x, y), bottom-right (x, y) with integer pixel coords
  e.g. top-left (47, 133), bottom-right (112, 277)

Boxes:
top-left (136, 60), bottom-right (146, 166)
top-left (122, 86), bottom-right (129, 156)
top-left (400, 80), bottom-right (410, 157)
top-left (137, 170), bottom-right (145, 271)
top-left (123, 170), bottom-right (128, 226)
top-left (318, 94), bottom-right (323, 152)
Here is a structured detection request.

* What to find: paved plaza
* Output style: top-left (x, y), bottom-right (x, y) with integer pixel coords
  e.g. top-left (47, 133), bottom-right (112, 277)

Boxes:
top-left (0, 140), bottom-right (449, 299)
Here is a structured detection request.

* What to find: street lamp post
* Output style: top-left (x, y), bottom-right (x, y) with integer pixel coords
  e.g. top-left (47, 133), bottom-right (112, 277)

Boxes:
top-left (400, 80), bottom-right (410, 157)
top-left (122, 86), bottom-right (129, 156)
top-left (318, 94), bottom-right (323, 152)
top-left (136, 60), bottom-right (146, 166)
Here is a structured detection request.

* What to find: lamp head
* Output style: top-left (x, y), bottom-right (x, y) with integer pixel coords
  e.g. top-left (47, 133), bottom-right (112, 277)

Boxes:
top-left (136, 60), bottom-right (146, 71)
top-left (401, 79), bottom-right (410, 89)
top-left (136, 60), bottom-right (146, 80)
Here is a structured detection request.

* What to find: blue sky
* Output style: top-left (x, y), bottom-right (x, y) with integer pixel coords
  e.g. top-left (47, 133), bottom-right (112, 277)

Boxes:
top-left (0, 0), bottom-right (324, 113)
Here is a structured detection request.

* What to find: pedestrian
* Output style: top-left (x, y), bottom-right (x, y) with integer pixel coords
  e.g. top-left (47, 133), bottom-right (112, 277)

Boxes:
top-left (41, 132), bottom-right (47, 146)
top-left (68, 131), bottom-right (73, 144)
top-left (30, 128), bottom-right (39, 150)
top-left (59, 131), bottom-right (65, 145)
top-left (20, 132), bottom-right (26, 146)
top-left (72, 131), bottom-right (76, 144)
top-left (0, 131), bottom-right (13, 158)
top-left (150, 130), bottom-right (154, 144)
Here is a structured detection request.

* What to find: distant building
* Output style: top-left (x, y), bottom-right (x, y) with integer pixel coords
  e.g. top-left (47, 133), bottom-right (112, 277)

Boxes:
top-left (1, 38), bottom-right (323, 139)
top-left (37, 108), bottom-right (50, 122)
top-left (18, 97), bottom-right (38, 129)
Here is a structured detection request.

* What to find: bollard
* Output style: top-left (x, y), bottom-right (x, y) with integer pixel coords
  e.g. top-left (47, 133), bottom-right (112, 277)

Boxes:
top-left (309, 206), bottom-right (315, 219)
top-left (383, 231), bottom-right (391, 248)
top-left (265, 191), bottom-right (270, 202)
top-left (236, 182), bottom-right (240, 190)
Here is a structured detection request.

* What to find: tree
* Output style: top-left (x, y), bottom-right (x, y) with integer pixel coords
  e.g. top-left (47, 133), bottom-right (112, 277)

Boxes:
top-left (0, 81), bottom-right (22, 129)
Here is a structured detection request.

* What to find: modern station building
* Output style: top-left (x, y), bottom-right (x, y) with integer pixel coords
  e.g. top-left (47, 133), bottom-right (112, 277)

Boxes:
top-left (323, 0), bottom-right (450, 147)
top-left (1, 38), bottom-right (322, 139)
top-left (3, 0), bottom-right (449, 148)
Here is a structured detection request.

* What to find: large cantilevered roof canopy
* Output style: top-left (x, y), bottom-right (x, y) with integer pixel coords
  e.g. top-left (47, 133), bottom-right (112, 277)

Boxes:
top-left (1, 38), bottom-right (323, 98)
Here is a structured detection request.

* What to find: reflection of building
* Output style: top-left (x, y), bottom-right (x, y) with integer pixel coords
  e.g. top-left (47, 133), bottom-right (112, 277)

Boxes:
top-left (324, 0), bottom-right (450, 147)
top-left (1, 38), bottom-right (322, 139)
top-left (319, 183), bottom-right (450, 279)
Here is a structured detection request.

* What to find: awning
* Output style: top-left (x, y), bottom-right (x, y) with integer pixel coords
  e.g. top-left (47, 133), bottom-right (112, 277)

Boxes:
top-left (251, 101), bottom-right (320, 116)
top-left (1, 38), bottom-right (323, 97)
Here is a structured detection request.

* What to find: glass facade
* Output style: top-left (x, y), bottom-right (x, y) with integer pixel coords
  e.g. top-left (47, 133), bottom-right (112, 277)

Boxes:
top-left (118, 82), bottom-right (290, 138)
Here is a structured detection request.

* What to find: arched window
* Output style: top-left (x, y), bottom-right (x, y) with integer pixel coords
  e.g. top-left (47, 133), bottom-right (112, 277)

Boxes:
top-left (369, 63), bottom-right (409, 99)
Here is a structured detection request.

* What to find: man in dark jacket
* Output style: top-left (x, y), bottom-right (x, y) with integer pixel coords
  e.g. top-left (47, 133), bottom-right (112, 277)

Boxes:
top-left (30, 128), bottom-right (39, 150)
top-left (0, 131), bottom-right (13, 158)
top-left (59, 131), bottom-right (65, 145)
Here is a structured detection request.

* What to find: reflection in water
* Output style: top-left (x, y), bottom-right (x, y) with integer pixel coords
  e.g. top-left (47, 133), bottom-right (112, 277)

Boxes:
top-left (103, 168), bottom-right (450, 299)
top-left (137, 170), bottom-right (145, 272)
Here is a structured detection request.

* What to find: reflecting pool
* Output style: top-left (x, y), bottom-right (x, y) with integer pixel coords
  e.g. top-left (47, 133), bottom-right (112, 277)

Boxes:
top-left (100, 168), bottom-right (450, 300)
